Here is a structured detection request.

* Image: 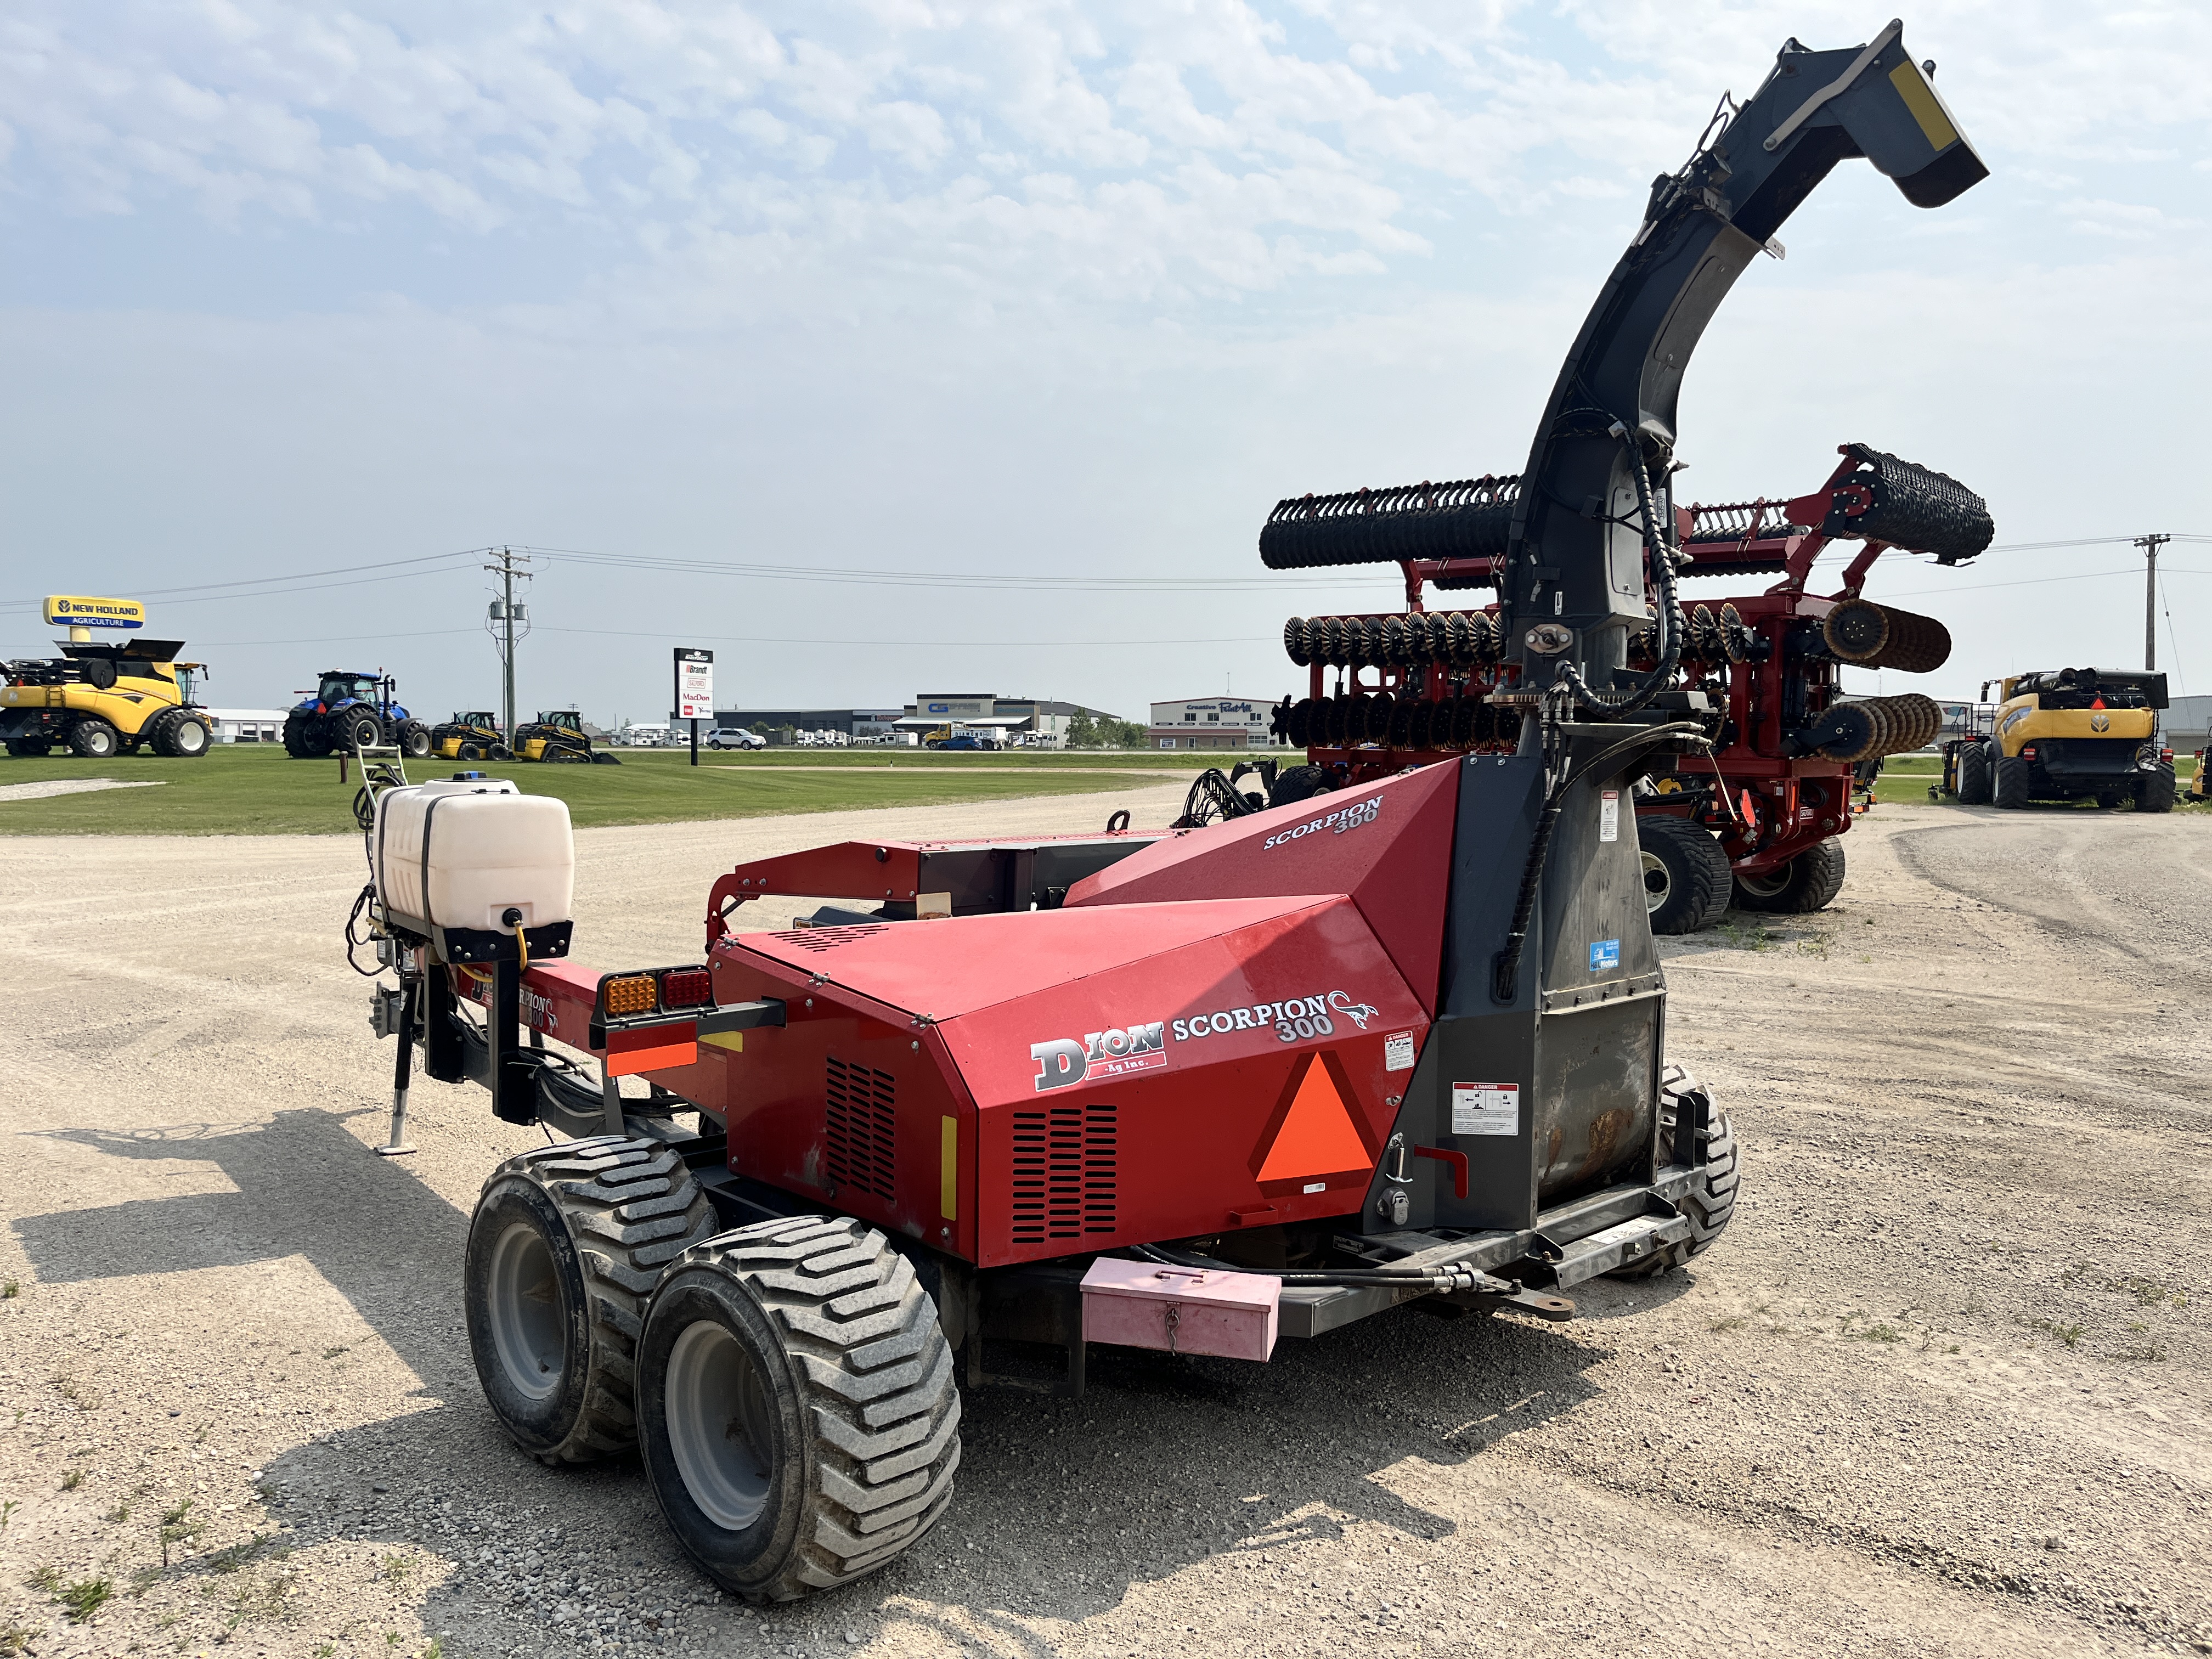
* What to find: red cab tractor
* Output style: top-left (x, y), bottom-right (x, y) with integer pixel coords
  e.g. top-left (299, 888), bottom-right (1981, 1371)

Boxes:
top-left (352, 22), bottom-right (1986, 1604)
top-left (1265, 440), bottom-right (1988, 933)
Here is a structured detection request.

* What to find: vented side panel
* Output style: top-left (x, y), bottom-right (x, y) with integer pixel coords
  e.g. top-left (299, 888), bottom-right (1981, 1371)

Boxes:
top-left (825, 1055), bottom-right (896, 1203)
top-left (1009, 1104), bottom-right (1118, 1244)
top-left (770, 924), bottom-right (893, 953)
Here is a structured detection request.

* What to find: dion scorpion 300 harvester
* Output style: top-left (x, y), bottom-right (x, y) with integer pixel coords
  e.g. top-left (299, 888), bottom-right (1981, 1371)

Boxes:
top-left (347, 22), bottom-right (1987, 1603)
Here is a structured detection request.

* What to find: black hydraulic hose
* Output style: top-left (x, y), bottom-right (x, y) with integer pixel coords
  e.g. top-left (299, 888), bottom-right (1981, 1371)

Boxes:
top-left (1489, 719), bottom-right (1707, 1006)
top-left (1559, 422), bottom-right (1684, 721)
top-left (1133, 1243), bottom-right (1498, 1292)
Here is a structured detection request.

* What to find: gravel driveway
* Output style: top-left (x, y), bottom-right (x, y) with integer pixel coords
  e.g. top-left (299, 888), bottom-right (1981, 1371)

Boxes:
top-left (1, 789), bottom-right (2205, 1659)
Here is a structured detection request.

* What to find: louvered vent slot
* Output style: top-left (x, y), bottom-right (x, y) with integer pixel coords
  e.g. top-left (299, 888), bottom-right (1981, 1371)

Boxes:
top-left (825, 1056), bottom-right (896, 1203)
top-left (1009, 1104), bottom-right (1118, 1244)
top-left (769, 924), bottom-right (892, 953)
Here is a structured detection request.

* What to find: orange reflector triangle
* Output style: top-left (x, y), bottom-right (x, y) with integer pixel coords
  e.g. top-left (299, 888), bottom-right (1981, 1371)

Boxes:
top-left (1257, 1056), bottom-right (1369, 1183)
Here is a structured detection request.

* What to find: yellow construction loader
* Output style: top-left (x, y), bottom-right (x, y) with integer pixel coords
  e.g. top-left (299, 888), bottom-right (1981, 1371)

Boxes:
top-left (511, 710), bottom-right (620, 765)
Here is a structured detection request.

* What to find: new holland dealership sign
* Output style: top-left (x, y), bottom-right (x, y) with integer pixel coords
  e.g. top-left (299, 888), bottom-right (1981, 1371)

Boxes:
top-left (43, 595), bottom-right (144, 630)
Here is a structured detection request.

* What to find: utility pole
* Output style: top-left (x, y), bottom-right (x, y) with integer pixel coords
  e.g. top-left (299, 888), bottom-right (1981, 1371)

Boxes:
top-left (2135, 534), bottom-right (2169, 672)
top-left (483, 548), bottom-right (535, 738)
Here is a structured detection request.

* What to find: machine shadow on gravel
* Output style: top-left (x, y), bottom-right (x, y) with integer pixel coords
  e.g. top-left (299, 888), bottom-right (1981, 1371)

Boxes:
top-left (13, 1109), bottom-right (1613, 1623)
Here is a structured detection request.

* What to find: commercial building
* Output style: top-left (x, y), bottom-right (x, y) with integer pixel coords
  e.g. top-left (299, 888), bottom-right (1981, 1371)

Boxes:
top-left (2163, 693), bottom-right (2210, 753)
top-left (701, 707), bottom-right (904, 738)
top-left (202, 707), bottom-right (293, 744)
top-left (1147, 696), bottom-right (1279, 751)
top-left (890, 695), bottom-right (1119, 745)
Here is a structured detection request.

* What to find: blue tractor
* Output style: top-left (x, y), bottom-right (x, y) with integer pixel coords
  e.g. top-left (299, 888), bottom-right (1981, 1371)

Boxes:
top-left (283, 670), bottom-right (431, 759)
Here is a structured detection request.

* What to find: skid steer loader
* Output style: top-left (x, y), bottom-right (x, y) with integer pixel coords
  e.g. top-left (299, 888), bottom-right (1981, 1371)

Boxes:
top-left (345, 20), bottom-right (1987, 1605)
top-left (512, 710), bottom-right (622, 765)
top-left (431, 712), bottom-right (510, 763)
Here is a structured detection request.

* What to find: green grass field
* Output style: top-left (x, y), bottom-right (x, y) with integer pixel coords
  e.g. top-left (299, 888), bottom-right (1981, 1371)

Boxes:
top-left (4, 743), bottom-right (2196, 837)
top-left (0, 745), bottom-right (1197, 836)
top-left (1871, 753), bottom-right (2202, 808)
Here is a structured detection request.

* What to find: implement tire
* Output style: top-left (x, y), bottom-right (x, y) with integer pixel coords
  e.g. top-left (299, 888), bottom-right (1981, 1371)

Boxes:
top-left (638, 1217), bottom-right (961, 1602)
top-left (2136, 763), bottom-right (2176, 814)
top-left (7, 730), bottom-right (52, 758)
top-left (464, 1137), bottom-right (719, 1465)
top-left (1731, 837), bottom-right (1846, 915)
top-left (1992, 754), bottom-right (2032, 810)
top-left (1955, 743), bottom-right (1990, 805)
top-left (1612, 1065), bottom-right (1739, 1277)
top-left (1635, 813), bottom-right (1732, 934)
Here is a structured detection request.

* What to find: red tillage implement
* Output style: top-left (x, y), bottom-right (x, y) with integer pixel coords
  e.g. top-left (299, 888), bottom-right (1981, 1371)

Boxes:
top-left (358, 22), bottom-right (1990, 1602)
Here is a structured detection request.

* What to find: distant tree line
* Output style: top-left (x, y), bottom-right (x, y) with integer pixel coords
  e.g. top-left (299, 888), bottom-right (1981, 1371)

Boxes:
top-left (1065, 711), bottom-right (1147, 749)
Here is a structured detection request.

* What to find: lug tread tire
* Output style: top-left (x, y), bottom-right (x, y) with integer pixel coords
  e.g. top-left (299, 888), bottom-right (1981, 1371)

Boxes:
top-left (68, 718), bottom-right (120, 759)
top-left (1955, 744), bottom-right (1990, 805)
top-left (466, 1136), bottom-right (718, 1464)
top-left (1636, 813), bottom-right (1733, 934)
top-left (643, 1216), bottom-right (960, 1601)
top-left (1992, 754), bottom-right (2032, 810)
top-left (1612, 1065), bottom-right (1739, 1277)
top-left (1733, 838), bottom-right (1846, 915)
top-left (2136, 763), bottom-right (2176, 814)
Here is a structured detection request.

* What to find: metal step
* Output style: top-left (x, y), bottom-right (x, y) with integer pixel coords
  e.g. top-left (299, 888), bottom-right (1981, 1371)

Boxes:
top-left (1539, 1212), bottom-right (1692, 1287)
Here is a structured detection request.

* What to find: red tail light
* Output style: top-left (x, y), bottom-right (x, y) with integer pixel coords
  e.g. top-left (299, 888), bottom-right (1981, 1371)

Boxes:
top-left (660, 968), bottom-right (713, 1008)
top-left (2021, 746), bottom-right (2037, 759)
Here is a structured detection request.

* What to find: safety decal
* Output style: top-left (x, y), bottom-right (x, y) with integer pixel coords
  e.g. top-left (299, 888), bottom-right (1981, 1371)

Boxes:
top-left (1383, 1030), bottom-right (1416, 1072)
top-left (1452, 1082), bottom-right (1519, 1137)
top-left (1599, 789), bottom-right (1620, 843)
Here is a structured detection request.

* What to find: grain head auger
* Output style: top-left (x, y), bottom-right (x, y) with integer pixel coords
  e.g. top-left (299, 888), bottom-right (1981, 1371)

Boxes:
top-left (350, 21), bottom-right (1986, 1605)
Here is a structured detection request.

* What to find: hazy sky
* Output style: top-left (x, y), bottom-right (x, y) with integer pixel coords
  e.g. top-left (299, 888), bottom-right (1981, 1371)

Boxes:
top-left (3, 2), bottom-right (2207, 724)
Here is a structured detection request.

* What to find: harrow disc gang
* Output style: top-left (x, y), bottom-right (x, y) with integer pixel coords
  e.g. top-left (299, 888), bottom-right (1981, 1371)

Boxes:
top-left (1821, 599), bottom-right (1952, 673)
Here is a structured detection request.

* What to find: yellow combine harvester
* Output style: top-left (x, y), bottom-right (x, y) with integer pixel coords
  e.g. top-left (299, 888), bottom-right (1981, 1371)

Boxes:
top-left (1, 639), bottom-right (213, 759)
top-left (1953, 668), bottom-right (2173, 812)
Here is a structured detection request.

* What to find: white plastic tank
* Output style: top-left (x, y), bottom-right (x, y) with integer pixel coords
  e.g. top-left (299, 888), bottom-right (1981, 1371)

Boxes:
top-left (373, 778), bottom-right (574, 936)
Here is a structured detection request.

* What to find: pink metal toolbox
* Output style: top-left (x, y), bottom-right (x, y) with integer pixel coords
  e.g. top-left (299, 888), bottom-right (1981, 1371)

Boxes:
top-left (1079, 1257), bottom-right (1280, 1362)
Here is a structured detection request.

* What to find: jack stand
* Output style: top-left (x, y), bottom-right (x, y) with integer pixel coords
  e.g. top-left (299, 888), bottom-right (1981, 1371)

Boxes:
top-left (375, 978), bottom-right (419, 1157)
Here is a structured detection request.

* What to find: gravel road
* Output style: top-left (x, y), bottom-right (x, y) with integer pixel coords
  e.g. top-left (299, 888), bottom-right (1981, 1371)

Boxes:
top-left (1, 790), bottom-right (2205, 1659)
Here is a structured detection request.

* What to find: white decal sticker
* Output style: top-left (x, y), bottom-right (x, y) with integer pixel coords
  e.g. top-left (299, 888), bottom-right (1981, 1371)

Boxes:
top-left (1599, 789), bottom-right (1620, 843)
top-left (1259, 795), bottom-right (1384, 850)
top-left (1031, 1021), bottom-right (1166, 1092)
top-left (1452, 1081), bottom-right (1520, 1137)
top-left (1383, 1031), bottom-right (1416, 1072)
top-left (1302, 1182), bottom-right (1326, 1194)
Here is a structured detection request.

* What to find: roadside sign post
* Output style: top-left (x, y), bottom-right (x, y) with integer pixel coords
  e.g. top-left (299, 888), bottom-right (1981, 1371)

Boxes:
top-left (674, 648), bottom-right (714, 769)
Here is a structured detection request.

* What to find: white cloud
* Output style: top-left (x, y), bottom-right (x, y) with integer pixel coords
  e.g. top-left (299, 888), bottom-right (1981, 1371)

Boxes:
top-left (1, 3), bottom-right (2208, 716)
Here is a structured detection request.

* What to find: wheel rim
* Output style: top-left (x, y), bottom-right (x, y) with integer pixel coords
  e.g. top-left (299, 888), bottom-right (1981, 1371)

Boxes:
top-left (1735, 862), bottom-right (1793, 900)
top-left (665, 1319), bottom-right (776, 1531)
top-left (83, 727), bottom-right (115, 757)
top-left (486, 1222), bottom-right (566, 1403)
top-left (1640, 850), bottom-right (1671, 914)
